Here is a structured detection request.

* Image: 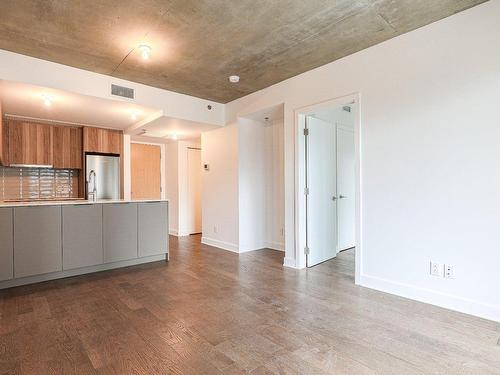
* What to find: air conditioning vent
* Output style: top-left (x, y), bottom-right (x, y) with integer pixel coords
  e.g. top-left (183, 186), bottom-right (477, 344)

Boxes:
top-left (111, 84), bottom-right (134, 99)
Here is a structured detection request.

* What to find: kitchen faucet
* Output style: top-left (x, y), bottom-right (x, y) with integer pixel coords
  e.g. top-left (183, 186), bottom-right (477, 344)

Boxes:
top-left (88, 170), bottom-right (97, 201)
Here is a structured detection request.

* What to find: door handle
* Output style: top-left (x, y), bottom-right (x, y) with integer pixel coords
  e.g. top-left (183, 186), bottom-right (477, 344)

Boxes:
top-left (339, 195), bottom-right (347, 199)
top-left (332, 196), bottom-right (337, 201)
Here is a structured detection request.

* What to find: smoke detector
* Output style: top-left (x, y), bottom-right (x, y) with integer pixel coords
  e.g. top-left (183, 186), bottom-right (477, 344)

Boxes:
top-left (229, 75), bottom-right (240, 83)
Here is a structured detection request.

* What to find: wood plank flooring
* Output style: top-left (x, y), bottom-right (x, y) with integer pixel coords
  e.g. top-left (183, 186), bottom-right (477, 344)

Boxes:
top-left (0, 235), bottom-right (499, 374)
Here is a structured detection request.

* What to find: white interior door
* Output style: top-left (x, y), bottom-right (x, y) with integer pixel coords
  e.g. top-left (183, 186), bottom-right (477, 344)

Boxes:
top-left (337, 127), bottom-right (356, 251)
top-left (306, 116), bottom-right (337, 267)
top-left (187, 148), bottom-right (202, 234)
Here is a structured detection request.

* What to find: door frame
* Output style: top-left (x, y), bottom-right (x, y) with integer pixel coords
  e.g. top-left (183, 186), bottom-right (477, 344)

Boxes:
top-left (130, 141), bottom-right (166, 200)
top-left (294, 93), bottom-right (362, 283)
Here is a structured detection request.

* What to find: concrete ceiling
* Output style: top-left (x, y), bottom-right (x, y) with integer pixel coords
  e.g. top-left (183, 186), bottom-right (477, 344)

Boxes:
top-left (0, 0), bottom-right (487, 103)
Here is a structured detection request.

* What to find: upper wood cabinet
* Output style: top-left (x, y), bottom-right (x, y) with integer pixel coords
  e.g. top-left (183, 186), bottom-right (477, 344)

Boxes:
top-left (0, 114), bottom-right (6, 166)
top-left (53, 126), bottom-right (83, 169)
top-left (83, 127), bottom-right (122, 155)
top-left (8, 120), bottom-right (53, 167)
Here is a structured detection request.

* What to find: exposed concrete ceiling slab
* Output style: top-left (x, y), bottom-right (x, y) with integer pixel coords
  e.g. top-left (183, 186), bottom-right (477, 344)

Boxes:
top-left (0, 0), bottom-right (487, 103)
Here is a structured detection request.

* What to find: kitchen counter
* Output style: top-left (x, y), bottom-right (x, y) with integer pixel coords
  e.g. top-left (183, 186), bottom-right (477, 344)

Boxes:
top-left (0, 199), bottom-right (169, 207)
top-left (0, 200), bottom-right (169, 289)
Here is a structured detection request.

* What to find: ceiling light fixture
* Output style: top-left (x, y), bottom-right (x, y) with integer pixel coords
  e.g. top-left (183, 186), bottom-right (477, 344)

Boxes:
top-left (229, 75), bottom-right (240, 83)
top-left (138, 44), bottom-right (152, 60)
top-left (41, 94), bottom-right (53, 107)
top-left (130, 109), bottom-right (140, 121)
top-left (171, 133), bottom-right (178, 140)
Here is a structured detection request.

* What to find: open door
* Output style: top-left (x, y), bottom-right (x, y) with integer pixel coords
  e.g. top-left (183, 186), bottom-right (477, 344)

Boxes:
top-left (305, 116), bottom-right (337, 267)
top-left (337, 127), bottom-right (355, 251)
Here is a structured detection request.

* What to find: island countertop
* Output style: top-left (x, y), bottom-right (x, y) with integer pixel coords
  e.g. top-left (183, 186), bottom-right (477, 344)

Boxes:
top-left (0, 199), bottom-right (169, 208)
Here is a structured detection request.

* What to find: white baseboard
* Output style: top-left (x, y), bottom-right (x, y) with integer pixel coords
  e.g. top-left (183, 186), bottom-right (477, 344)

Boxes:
top-left (265, 241), bottom-right (285, 251)
top-left (360, 274), bottom-right (500, 323)
top-left (283, 257), bottom-right (302, 269)
top-left (201, 237), bottom-right (239, 253)
top-left (169, 229), bottom-right (178, 236)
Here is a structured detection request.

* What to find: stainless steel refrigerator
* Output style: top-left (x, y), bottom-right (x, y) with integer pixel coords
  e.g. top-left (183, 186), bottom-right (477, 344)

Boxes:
top-left (85, 154), bottom-right (120, 200)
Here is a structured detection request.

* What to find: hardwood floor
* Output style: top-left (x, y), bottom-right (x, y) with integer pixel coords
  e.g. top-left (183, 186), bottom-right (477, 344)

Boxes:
top-left (0, 235), bottom-right (499, 374)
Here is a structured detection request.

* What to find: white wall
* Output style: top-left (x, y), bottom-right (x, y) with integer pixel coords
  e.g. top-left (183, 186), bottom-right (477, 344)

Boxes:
top-left (264, 119), bottom-right (285, 250)
top-left (201, 124), bottom-right (239, 251)
top-left (223, 0), bottom-right (500, 321)
top-left (238, 118), bottom-right (267, 252)
top-left (178, 139), bottom-right (201, 236)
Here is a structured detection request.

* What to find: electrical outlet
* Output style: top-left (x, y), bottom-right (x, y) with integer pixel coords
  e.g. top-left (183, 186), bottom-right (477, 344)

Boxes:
top-left (213, 225), bottom-right (218, 234)
top-left (430, 262), bottom-right (442, 277)
top-left (444, 264), bottom-right (455, 279)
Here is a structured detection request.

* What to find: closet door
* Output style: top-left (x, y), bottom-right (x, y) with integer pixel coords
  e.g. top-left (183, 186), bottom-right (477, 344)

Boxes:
top-left (305, 116), bottom-right (337, 267)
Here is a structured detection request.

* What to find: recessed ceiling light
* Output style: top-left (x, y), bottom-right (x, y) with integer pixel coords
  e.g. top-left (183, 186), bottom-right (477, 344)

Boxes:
top-left (130, 109), bottom-right (140, 121)
top-left (41, 93), bottom-right (53, 107)
top-left (171, 133), bottom-right (178, 140)
top-left (229, 75), bottom-right (240, 83)
top-left (138, 44), bottom-right (152, 60)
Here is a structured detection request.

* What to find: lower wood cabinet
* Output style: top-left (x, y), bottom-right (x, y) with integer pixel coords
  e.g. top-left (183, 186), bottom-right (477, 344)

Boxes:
top-left (103, 203), bottom-right (138, 263)
top-left (0, 208), bottom-right (13, 281)
top-left (62, 204), bottom-right (103, 270)
top-left (14, 206), bottom-right (62, 278)
top-left (138, 202), bottom-right (168, 257)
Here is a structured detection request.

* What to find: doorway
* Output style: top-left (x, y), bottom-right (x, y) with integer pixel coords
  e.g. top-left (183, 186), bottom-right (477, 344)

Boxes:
top-left (300, 99), bottom-right (357, 269)
top-left (187, 147), bottom-right (202, 234)
top-left (131, 143), bottom-right (162, 199)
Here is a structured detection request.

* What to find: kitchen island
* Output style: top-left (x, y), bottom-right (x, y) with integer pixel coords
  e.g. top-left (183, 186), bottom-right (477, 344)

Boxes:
top-left (0, 199), bottom-right (168, 289)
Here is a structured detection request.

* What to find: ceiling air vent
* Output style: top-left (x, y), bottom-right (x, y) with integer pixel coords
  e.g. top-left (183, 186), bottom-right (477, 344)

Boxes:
top-left (111, 84), bottom-right (134, 99)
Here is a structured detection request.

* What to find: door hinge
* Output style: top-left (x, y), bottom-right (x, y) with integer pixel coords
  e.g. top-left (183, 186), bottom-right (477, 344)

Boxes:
top-left (303, 128), bottom-right (309, 136)
top-left (304, 246), bottom-right (310, 255)
top-left (160, 187), bottom-right (163, 193)
top-left (304, 187), bottom-right (309, 195)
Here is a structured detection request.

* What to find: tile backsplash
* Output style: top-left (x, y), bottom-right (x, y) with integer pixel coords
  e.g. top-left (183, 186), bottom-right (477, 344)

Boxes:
top-left (0, 167), bottom-right (79, 201)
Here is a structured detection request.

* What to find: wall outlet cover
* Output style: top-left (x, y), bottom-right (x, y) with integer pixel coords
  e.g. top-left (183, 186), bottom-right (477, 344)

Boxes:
top-left (430, 262), bottom-right (442, 277)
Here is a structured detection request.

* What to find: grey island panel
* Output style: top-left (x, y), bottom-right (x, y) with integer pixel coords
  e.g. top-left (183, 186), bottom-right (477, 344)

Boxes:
top-left (14, 206), bottom-right (62, 278)
top-left (138, 201), bottom-right (168, 257)
top-left (63, 204), bottom-right (103, 270)
top-left (103, 203), bottom-right (138, 263)
top-left (0, 208), bottom-right (13, 281)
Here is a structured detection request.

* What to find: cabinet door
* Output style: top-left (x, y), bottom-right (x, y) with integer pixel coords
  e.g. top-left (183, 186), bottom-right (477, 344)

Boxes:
top-left (138, 202), bottom-right (168, 257)
top-left (103, 203), bottom-right (137, 263)
top-left (0, 208), bottom-right (13, 281)
top-left (53, 126), bottom-right (83, 169)
top-left (83, 127), bottom-right (122, 155)
top-left (9, 121), bottom-right (53, 166)
top-left (63, 204), bottom-right (103, 270)
top-left (14, 206), bottom-right (62, 278)
top-left (0, 114), bottom-right (8, 166)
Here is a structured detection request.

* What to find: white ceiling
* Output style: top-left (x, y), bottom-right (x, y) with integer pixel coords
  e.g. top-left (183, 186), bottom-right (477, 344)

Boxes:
top-left (0, 79), bottom-right (158, 129)
top-left (131, 115), bottom-right (219, 142)
top-left (0, 79), bottom-right (221, 140)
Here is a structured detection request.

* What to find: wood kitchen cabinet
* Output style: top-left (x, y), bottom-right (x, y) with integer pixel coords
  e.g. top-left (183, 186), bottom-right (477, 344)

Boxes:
top-left (0, 208), bottom-right (13, 282)
top-left (7, 120), bottom-right (53, 166)
top-left (53, 126), bottom-right (83, 169)
top-left (83, 127), bottom-right (122, 155)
